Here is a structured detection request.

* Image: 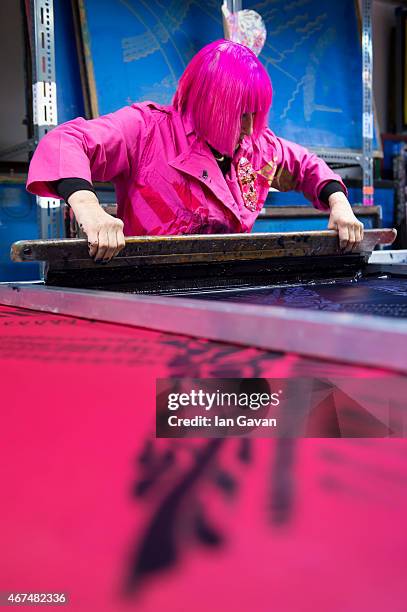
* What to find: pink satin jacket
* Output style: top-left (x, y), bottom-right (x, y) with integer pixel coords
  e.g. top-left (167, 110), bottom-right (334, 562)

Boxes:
top-left (27, 102), bottom-right (346, 236)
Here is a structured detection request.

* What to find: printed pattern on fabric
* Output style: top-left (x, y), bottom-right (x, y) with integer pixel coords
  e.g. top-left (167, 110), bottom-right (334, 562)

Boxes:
top-left (258, 155), bottom-right (278, 185)
top-left (237, 157), bottom-right (259, 212)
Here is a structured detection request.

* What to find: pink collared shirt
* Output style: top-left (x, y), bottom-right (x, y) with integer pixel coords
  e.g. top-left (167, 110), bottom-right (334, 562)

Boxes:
top-left (27, 102), bottom-right (347, 236)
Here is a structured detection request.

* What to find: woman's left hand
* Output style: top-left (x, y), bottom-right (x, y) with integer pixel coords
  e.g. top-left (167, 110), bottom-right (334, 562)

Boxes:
top-left (327, 192), bottom-right (364, 252)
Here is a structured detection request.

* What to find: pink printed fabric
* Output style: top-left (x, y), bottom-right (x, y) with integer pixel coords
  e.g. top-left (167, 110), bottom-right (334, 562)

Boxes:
top-left (27, 102), bottom-right (347, 236)
top-left (1, 304), bottom-right (407, 612)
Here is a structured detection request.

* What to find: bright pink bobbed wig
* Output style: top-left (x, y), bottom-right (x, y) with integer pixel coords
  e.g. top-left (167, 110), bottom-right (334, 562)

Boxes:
top-left (173, 39), bottom-right (273, 157)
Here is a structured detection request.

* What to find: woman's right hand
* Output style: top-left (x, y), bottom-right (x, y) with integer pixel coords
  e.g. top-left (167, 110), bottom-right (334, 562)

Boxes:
top-left (67, 190), bottom-right (126, 261)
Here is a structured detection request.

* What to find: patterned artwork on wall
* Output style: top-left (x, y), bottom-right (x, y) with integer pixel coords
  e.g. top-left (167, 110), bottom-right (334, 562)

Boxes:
top-left (74, 0), bottom-right (378, 150)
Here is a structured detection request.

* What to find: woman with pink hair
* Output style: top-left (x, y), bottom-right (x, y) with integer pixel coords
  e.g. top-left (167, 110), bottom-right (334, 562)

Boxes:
top-left (27, 40), bottom-right (363, 262)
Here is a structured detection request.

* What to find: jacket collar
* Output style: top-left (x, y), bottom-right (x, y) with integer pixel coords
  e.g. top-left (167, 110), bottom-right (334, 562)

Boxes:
top-left (180, 111), bottom-right (195, 136)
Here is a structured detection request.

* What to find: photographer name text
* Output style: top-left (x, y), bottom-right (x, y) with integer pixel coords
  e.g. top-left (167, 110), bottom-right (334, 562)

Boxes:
top-left (167, 414), bottom-right (277, 428)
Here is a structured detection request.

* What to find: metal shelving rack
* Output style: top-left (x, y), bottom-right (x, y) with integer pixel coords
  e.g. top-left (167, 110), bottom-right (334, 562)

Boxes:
top-left (0, 1), bottom-right (62, 242)
top-left (362, 0), bottom-right (374, 206)
top-left (30, 0), bottom-right (62, 242)
top-left (310, 0), bottom-right (375, 196)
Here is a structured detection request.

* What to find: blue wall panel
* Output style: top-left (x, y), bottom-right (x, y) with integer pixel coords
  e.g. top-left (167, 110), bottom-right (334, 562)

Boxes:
top-left (80, 0), bottom-right (374, 150)
top-left (0, 184), bottom-right (40, 281)
top-left (55, 0), bottom-right (85, 122)
top-left (345, 187), bottom-right (395, 228)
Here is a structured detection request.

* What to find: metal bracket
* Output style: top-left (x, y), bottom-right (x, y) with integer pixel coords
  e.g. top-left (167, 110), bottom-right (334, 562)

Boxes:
top-left (308, 147), bottom-right (363, 167)
top-left (36, 197), bottom-right (64, 239)
top-left (32, 81), bottom-right (58, 129)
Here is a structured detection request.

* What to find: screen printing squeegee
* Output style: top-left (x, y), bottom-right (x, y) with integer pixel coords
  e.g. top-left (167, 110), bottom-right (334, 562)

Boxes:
top-left (10, 229), bottom-right (396, 293)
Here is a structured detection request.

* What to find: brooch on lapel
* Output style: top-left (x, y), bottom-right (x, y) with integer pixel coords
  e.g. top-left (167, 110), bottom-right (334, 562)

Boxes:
top-left (237, 157), bottom-right (258, 212)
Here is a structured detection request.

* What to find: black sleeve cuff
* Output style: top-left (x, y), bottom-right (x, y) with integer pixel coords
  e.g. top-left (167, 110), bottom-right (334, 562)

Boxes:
top-left (51, 178), bottom-right (96, 203)
top-left (319, 180), bottom-right (346, 205)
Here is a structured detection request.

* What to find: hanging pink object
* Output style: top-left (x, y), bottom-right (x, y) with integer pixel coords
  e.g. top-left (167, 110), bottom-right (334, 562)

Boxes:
top-left (222, 2), bottom-right (267, 56)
